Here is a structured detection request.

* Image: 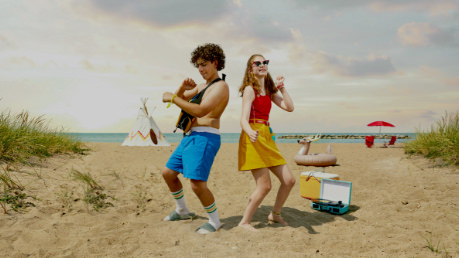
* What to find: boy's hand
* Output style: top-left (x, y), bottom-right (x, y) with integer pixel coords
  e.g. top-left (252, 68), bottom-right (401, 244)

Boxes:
top-left (181, 78), bottom-right (197, 91)
top-left (162, 92), bottom-right (174, 103)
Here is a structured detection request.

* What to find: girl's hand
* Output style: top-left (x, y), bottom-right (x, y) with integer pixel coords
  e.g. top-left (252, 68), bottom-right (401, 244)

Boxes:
top-left (248, 129), bottom-right (259, 143)
top-left (275, 76), bottom-right (285, 88)
top-left (181, 78), bottom-right (197, 91)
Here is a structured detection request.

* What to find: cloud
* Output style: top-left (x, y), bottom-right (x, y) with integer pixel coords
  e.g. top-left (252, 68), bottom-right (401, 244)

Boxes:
top-left (287, 28), bottom-right (308, 64)
top-left (0, 34), bottom-right (12, 49)
top-left (369, 1), bottom-right (459, 17)
top-left (232, 0), bottom-right (242, 8)
top-left (286, 0), bottom-right (366, 11)
top-left (443, 76), bottom-right (459, 86)
top-left (245, 17), bottom-right (292, 43)
top-left (85, 0), bottom-right (231, 27)
top-left (1, 56), bottom-right (37, 69)
top-left (398, 22), bottom-right (455, 46)
top-left (81, 0), bottom-right (292, 45)
top-left (288, 0), bottom-right (459, 17)
top-left (419, 110), bottom-right (437, 120)
top-left (310, 52), bottom-right (396, 77)
top-left (79, 59), bottom-right (115, 73)
top-left (222, 4), bottom-right (293, 45)
top-left (420, 66), bottom-right (459, 87)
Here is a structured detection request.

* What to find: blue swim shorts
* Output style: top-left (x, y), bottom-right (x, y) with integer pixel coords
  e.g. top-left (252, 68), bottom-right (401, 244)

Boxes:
top-left (166, 131), bottom-right (221, 182)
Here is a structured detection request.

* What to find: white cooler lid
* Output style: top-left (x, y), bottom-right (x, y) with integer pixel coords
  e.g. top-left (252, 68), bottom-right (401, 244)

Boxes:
top-left (301, 171), bottom-right (339, 179)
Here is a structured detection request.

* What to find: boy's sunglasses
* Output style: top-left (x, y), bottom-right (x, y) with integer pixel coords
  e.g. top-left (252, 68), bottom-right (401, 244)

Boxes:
top-left (252, 60), bottom-right (269, 67)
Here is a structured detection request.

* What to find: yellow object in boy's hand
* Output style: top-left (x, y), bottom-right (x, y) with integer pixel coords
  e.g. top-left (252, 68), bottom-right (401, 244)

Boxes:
top-left (167, 94), bottom-right (177, 108)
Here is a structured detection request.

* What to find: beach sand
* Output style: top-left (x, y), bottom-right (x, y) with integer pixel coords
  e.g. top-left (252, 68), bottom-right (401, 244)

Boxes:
top-left (1, 142), bottom-right (458, 257)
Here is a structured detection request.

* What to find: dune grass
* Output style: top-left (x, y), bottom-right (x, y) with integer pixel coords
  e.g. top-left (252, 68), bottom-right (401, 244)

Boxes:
top-left (0, 168), bottom-right (35, 213)
top-left (405, 112), bottom-right (458, 167)
top-left (0, 109), bottom-right (87, 166)
top-left (0, 108), bottom-right (85, 213)
top-left (71, 169), bottom-right (114, 211)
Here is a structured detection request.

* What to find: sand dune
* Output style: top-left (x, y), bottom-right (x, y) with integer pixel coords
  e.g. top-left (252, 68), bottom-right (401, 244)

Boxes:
top-left (1, 142), bottom-right (457, 257)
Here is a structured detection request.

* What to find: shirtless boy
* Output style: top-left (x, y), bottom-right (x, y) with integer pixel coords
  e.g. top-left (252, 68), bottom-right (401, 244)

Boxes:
top-left (161, 43), bottom-right (229, 234)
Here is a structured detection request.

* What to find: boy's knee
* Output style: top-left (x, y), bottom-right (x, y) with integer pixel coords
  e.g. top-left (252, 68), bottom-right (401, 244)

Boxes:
top-left (161, 167), bottom-right (175, 180)
top-left (190, 183), bottom-right (199, 194)
top-left (190, 181), bottom-right (207, 195)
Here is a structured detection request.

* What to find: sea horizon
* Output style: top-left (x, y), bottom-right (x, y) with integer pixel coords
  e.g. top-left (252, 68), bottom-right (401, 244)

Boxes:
top-left (65, 132), bottom-right (416, 144)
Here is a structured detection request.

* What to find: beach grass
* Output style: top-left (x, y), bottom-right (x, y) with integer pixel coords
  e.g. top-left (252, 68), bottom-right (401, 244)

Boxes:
top-left (423, 231), bottom-right (441, 253)
top-left (0, 168), bottom-right (35, 213)
top-left (132, 188), bottom-right (149, 212)
top-left (55, 189), bottom-right (75, 212)
top-left (71, 169), bottom-right (103, 190)
top-left (0, 109), bottom-right (87, 166)
top-left (71, 169), bottom-right (114, 211)
top-left (405, 111), bottom-right (459, 167)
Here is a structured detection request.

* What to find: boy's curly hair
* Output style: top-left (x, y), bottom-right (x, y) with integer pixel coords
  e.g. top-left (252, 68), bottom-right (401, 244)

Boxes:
top-left (190, 43), bottom-right (225, 71)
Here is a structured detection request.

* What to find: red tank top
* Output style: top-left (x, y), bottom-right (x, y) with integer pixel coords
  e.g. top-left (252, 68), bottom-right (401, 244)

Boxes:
top-left (249, 90), bottom-right (271, 121)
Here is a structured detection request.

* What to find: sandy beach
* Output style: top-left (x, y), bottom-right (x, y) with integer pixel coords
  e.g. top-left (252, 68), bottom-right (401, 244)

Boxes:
top-left (1, 142), bottom-right (458, 257)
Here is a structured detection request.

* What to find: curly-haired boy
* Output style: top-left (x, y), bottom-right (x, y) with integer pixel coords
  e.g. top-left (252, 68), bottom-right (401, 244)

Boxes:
top-left (161, 43), bottom-right (229, 234)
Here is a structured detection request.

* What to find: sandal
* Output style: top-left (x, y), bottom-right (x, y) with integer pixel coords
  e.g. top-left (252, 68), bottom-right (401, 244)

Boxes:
top-left (195, 222), bottom-right (217, 234)
top-left (163, 210), bottom-right (196, 221)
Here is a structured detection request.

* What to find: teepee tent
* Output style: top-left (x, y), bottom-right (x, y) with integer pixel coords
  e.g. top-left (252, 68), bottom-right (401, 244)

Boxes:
top-left (122, 98), bottom-right (169, 146)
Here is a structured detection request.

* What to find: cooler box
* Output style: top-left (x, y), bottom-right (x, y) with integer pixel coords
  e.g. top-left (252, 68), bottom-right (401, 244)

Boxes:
top-left (311, 178), bottom-right (352, 215)
top-left (300, 171), bottom-right (339, 200)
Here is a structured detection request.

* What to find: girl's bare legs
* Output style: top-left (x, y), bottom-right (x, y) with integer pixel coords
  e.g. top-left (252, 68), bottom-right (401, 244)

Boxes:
top-left (268, 164), bottom-right (296, 225)
top-left (238, 168), bottom-right (271, 231)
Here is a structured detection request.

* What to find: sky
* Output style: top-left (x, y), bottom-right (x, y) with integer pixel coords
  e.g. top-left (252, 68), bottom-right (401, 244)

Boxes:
top-left (1, 0), bottom-right (458, 133)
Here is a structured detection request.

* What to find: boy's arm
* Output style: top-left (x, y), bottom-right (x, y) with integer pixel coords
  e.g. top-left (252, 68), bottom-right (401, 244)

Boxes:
top-left (163, 78), bottom-right (200, 104)
top-left (173, 81), bottom-right (228, 118)
top-left (175, 78), bottom-right (199, 101)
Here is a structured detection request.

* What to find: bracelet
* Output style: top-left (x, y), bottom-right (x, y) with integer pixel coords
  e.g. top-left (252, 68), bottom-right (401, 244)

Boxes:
top-left (277, 86), bottom-right (285, 91)
top-left (276, 83), bottom-right (284, 89)
top-left (167, 94), bottom-right (177, 108)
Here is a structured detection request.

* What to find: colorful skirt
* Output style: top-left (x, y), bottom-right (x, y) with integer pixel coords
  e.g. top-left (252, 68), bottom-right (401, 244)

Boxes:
top-left (238, 123), bottom-right (286, 171)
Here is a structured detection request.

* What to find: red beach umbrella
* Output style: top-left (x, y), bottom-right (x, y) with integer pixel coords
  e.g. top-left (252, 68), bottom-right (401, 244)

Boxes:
top-left (367, 121), bottom-right (395, 136)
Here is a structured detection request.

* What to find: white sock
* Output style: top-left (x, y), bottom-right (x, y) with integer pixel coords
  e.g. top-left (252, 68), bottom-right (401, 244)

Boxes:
top-left (204, 202), bottom-right (221, 230)
top-left (171, 189), bottom-right (189, 215)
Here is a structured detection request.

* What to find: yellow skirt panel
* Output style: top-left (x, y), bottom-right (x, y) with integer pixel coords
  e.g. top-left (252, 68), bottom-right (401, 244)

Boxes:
top-left (238, 123), bottom-right (286, 171)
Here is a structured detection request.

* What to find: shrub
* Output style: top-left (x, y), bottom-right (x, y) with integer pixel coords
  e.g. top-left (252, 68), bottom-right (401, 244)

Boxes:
top-left (0, 109), bottom-right (86, 165)
top-left (405, 112), bottom-right (459, 167)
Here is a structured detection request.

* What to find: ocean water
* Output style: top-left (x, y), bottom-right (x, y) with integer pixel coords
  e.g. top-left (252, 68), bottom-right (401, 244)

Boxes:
top-left (66, 132), bottom-right (416, 144)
